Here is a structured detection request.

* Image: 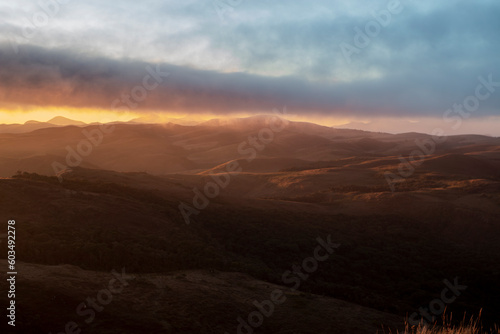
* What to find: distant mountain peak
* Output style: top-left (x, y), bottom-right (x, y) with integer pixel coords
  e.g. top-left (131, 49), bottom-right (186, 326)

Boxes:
top-left (47, 116), bottom-right (86, 126)
top-left (200, 114), bottom-right (286, 128)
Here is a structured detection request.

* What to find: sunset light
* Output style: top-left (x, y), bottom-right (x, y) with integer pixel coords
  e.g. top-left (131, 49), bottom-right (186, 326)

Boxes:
top-left (1, 1), bottom-right (499, 333)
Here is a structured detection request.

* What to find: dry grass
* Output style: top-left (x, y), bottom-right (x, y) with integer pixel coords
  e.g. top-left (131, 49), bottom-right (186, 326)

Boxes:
top-left (398, 311), bottom-right (499, 334)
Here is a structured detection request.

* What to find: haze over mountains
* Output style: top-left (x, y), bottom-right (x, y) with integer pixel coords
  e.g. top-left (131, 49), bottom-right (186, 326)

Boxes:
top-left (1, 116), bottom-right (499, 333)
top-left (0, 116), bottom-right (87, 134)
top-left (1, 115), bottom-right (499, 180)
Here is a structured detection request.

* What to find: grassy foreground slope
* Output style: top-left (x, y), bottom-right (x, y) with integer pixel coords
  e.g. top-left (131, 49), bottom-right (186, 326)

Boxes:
top-left (1, 169), bottom-right (499, 332)
top-left (0, 260), bottom-right (404, 334)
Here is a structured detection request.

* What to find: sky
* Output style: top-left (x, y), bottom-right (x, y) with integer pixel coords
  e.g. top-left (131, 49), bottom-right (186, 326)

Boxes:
top-left (0, 0), bottom-right (499, 135)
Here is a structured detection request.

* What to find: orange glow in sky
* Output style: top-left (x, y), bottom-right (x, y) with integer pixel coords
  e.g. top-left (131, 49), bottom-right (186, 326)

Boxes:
top-left (0, 107), bottom-right (140, 124)
top-left (0, 106), bottom-right (349, 127)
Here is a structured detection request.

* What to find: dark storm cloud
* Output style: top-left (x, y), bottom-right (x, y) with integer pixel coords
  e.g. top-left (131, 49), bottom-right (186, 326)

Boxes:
top-left (0, 43), bottom-right (499, 117)
top-left (0, 0), bottom-right (499, 117)
top-left (0, 44), bottom-right (342, 113)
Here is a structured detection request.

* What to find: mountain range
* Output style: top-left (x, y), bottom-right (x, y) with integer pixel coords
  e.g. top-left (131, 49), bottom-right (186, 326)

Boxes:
top-left (1, 116), bottom-right (499, 333)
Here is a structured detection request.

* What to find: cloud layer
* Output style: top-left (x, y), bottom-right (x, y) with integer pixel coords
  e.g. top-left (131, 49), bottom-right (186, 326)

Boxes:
top-left (0, 0), bottom-right (499, 119)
